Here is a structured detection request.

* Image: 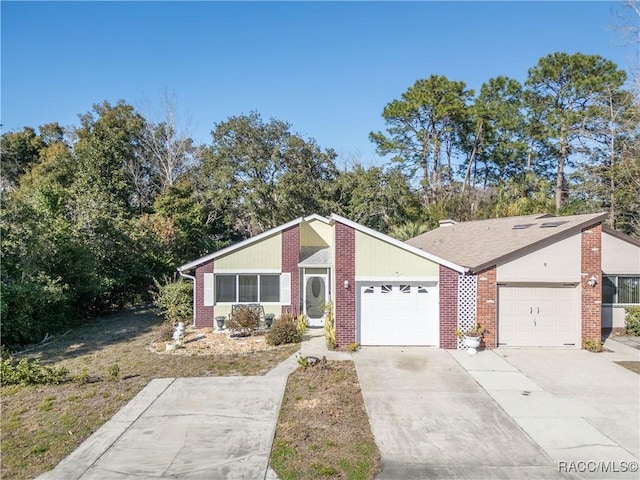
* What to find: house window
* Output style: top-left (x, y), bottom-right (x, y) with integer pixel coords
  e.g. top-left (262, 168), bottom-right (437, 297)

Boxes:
top-left (260, 275), bottom-right (280, 302)
top-left (603, 275), bottom-right (640, 304)
top-left (216, 275), bottom-right (236, 303)
top-left (239, 275), bottom-right (258, 302)
top-left (363, 287), bottom-right (374, 294)
top-left (381, 285), bottom-right (392, 294)
top-left (215, 274), bottom-right (281, 303)
top-left (399, 285), bottom-right (411, 294)
top-left (417, 286), bottom-right (428, 294)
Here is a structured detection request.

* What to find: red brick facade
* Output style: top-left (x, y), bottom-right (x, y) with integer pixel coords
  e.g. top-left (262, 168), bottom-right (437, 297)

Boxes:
top-left (194, 260), bottom-right (214, 328)
top-left (476, 266), bottom-right (497, 349)
top-left (581, 223), bottom-right (602, 343)
top-left (281, 225), bottom-right (300, 316)
top-left (439, 266), bottom-right (459, 349)
top-left (334, 222), bottom-right (356, 346)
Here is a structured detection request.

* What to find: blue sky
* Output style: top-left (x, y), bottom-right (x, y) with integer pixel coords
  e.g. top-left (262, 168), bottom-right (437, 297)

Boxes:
top-left (1, 1), bottom-right (635, 167)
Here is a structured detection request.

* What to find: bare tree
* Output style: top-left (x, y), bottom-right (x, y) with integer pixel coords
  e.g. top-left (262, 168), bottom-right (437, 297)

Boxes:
top-left (139, 90), bottom-right (199, 195)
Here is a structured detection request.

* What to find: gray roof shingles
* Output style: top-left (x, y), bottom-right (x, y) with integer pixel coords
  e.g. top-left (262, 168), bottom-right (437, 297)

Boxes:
top-left (406, 212), bottom-right (607, 272)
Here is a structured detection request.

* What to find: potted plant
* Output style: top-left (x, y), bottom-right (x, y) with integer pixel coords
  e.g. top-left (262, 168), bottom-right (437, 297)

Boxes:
top-left (215, 316), bottom-right (226, 331)
top-left (454, 323), bottom-right (486, 355)
top-left (264, 313), bottom-right (275, 328)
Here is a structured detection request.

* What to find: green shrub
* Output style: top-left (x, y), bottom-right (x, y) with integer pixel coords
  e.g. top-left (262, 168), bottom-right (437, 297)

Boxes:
top-left (346, 342), bottom-right (359, 352)
top-left (583, 338), bottom-right (604, 352)
top-left (296, 313), bottom-right (307, 336)
top-left (151, 277), bottom-right (193, 325)
top-left (323, 302), bottom-right (336, 350)
top-left (1, 357), bottom-right (69, 386)
top-left (107, 364), bottom-right (120, 381)
top-left (267, 315), bottom-right (303, 346)
top-left (624, 306), bottom-right (640, 336)
top-left (227, 307), bottom-right (260, 336)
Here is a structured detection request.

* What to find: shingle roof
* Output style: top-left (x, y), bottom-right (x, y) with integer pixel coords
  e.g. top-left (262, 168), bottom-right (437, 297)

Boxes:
top-left (406, 212), bottom-right (607, 272)
top-left (299, 247), bottom-right (333, 266)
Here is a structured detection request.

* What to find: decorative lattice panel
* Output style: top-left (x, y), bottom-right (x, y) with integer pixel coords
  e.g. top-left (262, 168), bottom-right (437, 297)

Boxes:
top-left (457, 274), bottom-right (477, 349)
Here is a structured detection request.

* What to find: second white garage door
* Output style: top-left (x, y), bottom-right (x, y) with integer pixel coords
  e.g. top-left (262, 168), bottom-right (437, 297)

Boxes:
top-left (358, 282), bottom-right (439, 346)
top-left (498, 285), bottom-right (579, 347)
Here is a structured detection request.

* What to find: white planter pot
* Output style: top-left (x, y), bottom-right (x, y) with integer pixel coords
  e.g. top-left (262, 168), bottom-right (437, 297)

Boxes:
top-left (463, 336), bottom-right (481, 355)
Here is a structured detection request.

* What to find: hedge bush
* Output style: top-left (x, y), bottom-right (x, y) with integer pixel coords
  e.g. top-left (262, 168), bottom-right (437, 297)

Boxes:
top-left (1, 357), bottom-right (69, 386)
top-left (152, 277), bottom-right (193, 325)
top-left (625, 306), bottom-right (640, 336)
top-left (267, 314), bottom-right (303, 346)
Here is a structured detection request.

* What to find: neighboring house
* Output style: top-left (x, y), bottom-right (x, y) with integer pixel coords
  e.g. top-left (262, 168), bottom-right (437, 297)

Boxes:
top-left (407, 212), bottom-right (639, 349)
top-left (601, 227), bottom-right (640, 332)
top-left (178, 212), bottom-right (640, 350)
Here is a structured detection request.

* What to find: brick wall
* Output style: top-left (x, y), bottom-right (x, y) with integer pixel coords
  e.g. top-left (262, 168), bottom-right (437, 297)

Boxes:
top-left (581, 223), bottom-right (602, 343)
top-left (476, 266), bottom-right (497, 349)
top-left (439, 266), bottom-right (459, 349)
top-left (281, 225), bottom-right (300, 316)
top-left (334, 222), bottom-right (356, 346)
top-left (194, 260), bottom-right (214, 328)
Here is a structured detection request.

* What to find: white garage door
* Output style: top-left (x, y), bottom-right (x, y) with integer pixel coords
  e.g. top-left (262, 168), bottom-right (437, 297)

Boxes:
top-left (498, 286), bottom-right (578, 347)
top-left (359, 282), bottom-right (439, 346)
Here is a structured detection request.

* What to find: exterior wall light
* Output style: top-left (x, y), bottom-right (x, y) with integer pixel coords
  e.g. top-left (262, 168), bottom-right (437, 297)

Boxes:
top-left (344, 280), bottom-right (350, 289)
top-left (588, 275), bottom-right (598, 287)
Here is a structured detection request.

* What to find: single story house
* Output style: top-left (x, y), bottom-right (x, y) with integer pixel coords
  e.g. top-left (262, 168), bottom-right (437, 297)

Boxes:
top-left (177, 212), bottom-right (640, 349)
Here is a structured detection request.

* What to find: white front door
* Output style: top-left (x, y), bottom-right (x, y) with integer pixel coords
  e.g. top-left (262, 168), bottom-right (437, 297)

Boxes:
top-left (304, 274), bottom-right (328, 326)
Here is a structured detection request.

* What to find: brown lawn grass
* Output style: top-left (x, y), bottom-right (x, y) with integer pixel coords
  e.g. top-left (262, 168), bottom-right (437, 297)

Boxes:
top-left (614, 361), bottom-right (640, 374)
top-left (0, 309), bottom-right (299, 480)
top-left (271, 360), bottom-right (380, 480)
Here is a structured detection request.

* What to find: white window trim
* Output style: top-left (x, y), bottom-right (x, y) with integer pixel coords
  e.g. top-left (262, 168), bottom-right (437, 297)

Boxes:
top-left (215, 273), bottom-right (283, 304)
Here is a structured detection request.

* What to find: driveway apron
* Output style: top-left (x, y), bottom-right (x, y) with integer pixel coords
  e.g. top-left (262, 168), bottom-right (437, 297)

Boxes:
top-left (451, 342), bottom-right (639, 479)
top-left (38, 354), bottom-right (299, 480)
top-left (354, 347), bottom-right (564, 479)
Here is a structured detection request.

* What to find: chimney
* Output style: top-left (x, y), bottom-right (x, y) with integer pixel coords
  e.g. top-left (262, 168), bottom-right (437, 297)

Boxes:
top-left (439, 219), bottom-right (457, 227)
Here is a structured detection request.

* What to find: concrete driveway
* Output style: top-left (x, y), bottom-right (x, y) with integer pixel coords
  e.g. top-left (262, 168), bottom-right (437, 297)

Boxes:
top-left (355, 341), bottom-right (639, 479)
top-left (38, 355), bottom-right (299, 480)
top-left (354, 348), bottom-right (563, 479)
top-left (452, 340), bottom-right (639, 479)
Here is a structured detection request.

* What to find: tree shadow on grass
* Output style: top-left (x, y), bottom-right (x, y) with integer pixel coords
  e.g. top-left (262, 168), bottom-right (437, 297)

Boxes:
top-left (15, 308), bottom-right (164, 365)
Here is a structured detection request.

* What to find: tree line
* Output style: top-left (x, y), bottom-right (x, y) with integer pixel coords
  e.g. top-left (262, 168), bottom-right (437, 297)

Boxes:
top-left (1, 51), bottom-right (638, 349)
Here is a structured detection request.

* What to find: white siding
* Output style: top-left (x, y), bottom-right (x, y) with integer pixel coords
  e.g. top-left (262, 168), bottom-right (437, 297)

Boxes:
top-left (602, 232), bottom-right (640, 275)
top-left (497, 234), bottom-right (580, 283)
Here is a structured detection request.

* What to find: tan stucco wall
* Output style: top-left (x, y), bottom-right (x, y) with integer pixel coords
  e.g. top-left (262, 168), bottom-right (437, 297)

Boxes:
top-left (215, 233), bottom-right (282, 271)
top-left (355, 231), bottom-right (438, 277)
top-left (497, 234), bottom-right (581, 283)
top-left (602, 232), bottom-right (640, 275)
top-left (213, 304), bottom-right (281, 319)
top-left (601, 305), bottom-right (627, 330)
top-left (300, 219), bottom-right (332, 247)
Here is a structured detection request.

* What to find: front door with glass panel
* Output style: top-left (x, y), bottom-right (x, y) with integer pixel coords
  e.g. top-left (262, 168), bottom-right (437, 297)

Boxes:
top-left (304, 273), bottom-right (328, 326)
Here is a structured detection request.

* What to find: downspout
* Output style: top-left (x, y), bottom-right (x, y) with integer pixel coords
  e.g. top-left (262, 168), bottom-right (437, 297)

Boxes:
top-left (178, 268), bottom-right (196, 327)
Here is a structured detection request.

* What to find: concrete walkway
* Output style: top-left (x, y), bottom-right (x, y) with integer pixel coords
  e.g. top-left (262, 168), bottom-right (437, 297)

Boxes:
top-left (39, 367), bottom-right (299, 479)
top-left (450, 339), bottom-right (639, 479)
top-left (37, 327), bottom-right (343, 480)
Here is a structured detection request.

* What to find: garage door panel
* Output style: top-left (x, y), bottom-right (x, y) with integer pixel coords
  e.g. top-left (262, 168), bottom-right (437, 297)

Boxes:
top-left (498, 286), bottom-right (578, 347)
top-left (359, 282), bottom-right (438, 346)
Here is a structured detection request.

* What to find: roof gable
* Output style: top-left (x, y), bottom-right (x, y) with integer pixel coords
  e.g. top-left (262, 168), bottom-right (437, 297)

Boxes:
top-left (406, 212), bottom-right (608, 272)
top-left (178, 213), bottom-right (467, 273)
